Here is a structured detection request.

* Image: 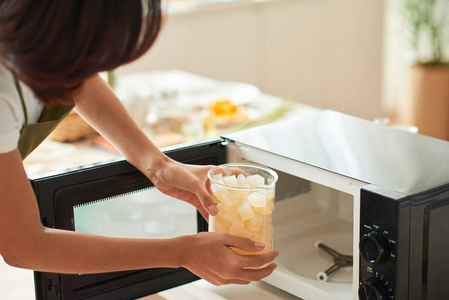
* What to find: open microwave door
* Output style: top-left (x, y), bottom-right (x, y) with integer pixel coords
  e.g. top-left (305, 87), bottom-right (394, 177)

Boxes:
top-left (30, 140), bottom-right (226, 300)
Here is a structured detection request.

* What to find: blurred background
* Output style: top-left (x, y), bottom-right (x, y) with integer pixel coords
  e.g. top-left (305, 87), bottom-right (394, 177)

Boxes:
top-left (121, 0), bottom-right (449, 139)
top-left (122, 0), bottom-right (385, 121)
top-left (5, 1), bottom-right (449, 298)
top-left (24, 0), bottom-right (449, 174)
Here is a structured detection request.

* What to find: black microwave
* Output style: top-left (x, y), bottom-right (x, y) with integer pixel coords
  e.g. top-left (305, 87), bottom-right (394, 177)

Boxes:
top-left (30, 110), bottom-right (449, 300)
top-left (30, 141), bottom-right (221, 300)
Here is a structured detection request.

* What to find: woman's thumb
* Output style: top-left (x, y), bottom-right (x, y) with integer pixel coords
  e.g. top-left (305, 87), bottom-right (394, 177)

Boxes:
top-left (199, 180), bottom-right (218, 216)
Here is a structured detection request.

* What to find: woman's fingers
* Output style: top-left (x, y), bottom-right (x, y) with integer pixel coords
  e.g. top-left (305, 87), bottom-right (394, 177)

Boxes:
top-left (226, 235), bottom-right (266, 252)
top-left (177, 164), bottom-right (217, 216)
top-left (222, 256), bottom-right (278, 283)
top-left (203, 177), bottom-right (218, 216)
top-left (199, 190), bottom-right (218, 216)
top-left (239, 263), bottom-right (278, 281)
top-left (239, 251), bottom-right (279, 269)
top-left (200, 260), bottom-right (276, 286)
top-left (183, 232), bottom-right (279, 286)
top-left (187, 175), bottom-right (216, 216)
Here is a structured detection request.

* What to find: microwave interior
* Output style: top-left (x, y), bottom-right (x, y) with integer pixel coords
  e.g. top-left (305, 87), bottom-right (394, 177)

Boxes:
top-left (226, 141), bottom-right (367, 300)
top-left (31, 138), bottom-right (366, 300)
top-left (271, 175), bottom-right (355, 298)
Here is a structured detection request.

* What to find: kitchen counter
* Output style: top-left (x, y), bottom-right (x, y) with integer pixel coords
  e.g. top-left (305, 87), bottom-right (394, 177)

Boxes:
top-left (145, 280), bottom-right (300, 300)
top-left (0, 255), bottom-right (299, 300)
top-left (23, 70), bottom-right (321, 175)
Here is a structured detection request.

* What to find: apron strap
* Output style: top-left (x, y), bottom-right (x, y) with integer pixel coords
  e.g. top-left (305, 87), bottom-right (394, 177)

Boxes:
top-left (13, 74), bottom-right (28, 131)
top-left (13, 76), bottom-right (74, 160)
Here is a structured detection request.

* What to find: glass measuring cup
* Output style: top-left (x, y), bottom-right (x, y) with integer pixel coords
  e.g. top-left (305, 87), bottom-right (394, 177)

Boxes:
top-left (208, 163), bottom-right (278, 255)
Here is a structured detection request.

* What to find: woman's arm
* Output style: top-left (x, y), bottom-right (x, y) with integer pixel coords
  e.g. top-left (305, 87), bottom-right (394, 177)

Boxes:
top-left (0, 149), bottom-right (277, 283)
top-left (0, 149), bottom-right (183, 274)
top-left (0, 74), bottom-right (279, 283)
top-left (73, 74), bottom-right (218, 218)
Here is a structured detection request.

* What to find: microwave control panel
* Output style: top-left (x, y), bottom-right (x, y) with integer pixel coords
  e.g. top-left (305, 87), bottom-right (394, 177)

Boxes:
top-left (358, 187), bottom-right (409, 300)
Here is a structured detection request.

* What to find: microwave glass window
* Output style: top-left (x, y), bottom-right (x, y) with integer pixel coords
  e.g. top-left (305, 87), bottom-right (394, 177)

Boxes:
top-left (73, 187), bottom-right (197, 239)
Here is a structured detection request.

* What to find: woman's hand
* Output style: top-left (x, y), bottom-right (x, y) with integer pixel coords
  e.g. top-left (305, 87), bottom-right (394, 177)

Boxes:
top-left (181, 232), bottom-right (278, 285)
top-left (73, 75), bottom-right (233, 220)
top-left (144, 157), bottom-right (216, 220)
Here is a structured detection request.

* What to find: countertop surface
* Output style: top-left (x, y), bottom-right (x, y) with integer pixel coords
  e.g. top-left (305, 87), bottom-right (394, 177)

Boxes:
top-left (0, 256), bottom-right (299, 300)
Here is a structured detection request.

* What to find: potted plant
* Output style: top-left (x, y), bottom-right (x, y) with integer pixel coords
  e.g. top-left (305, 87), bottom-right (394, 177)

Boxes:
top-left (397, 0), bottom-right (449, 140)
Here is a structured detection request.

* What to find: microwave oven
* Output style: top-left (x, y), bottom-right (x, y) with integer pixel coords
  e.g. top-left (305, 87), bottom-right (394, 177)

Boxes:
top-left (30, 110), bottom-right (449, 300)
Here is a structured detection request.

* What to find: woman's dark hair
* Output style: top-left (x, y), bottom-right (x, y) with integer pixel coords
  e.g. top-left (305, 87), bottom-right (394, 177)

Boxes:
top-left (0, 0), bottom-right (162, 104)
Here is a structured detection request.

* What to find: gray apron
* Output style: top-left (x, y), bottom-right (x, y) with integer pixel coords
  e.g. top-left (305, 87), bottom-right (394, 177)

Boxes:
top-left (14, 77), bottom-right (74, 160)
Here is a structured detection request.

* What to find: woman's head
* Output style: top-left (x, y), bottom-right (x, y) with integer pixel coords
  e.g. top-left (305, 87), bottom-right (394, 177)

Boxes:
top-left (0, 0), bottom-right (162, 104)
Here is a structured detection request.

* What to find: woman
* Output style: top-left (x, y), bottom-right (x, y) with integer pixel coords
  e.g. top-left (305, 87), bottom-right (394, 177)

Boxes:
top-left (0, 0), bottom-right (278, 286)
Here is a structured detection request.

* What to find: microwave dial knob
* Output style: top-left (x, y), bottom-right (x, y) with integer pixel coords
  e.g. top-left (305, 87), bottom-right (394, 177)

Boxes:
top-left (360, 231), bottom-right (390, 264)
top-left (359, 278), bottom-right (389, 300)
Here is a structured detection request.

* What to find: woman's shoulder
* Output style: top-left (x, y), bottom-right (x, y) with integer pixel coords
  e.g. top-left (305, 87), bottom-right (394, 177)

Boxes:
top-left (0, 63), bottom-right (42, 120)
top-left (0, 64), bottom-right (23, 121)
top-left (0, 64), bottom-right (26, 154)
top-left (0, 64), bottom-right (20, 103)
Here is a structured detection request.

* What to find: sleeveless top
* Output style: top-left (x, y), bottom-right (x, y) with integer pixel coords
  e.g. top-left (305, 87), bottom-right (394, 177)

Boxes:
top-left (14, 77), bottom-right (73, 159)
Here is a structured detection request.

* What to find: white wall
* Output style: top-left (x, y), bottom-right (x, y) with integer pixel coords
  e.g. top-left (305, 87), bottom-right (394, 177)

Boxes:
top-left (121, 0), bottom-right (384, 120)
top-left (381, 0), bottom-right (408, 121)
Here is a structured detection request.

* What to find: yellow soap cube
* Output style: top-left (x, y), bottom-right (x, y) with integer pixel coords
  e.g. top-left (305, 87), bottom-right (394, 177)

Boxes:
top-left (214, 220), bottom-right (231, 233)
top-left (223, 206), bottom-right (240, 224)
top-left (220, 193), bottom-right (242, 208)
top-left (230, 222), bottom-right (252, 239)
top-left (212, 173), bottom-right (224, 182)
top-left (247, 192), bottom-right (266, 208)
top-left (246, 174), bottom-right (265, 187)
top-left (246, 215), bottom-right (263, 231)
top-left (259, 186), bottom-right (275, 198)
top-left (238, 202), bottom-right (255, 221)
top-left (237, 174), bottom-right (247, 185)
top-left (223, 175), bottom-right (238, 186)
top-left (212, 185), bottom-right (228, 202)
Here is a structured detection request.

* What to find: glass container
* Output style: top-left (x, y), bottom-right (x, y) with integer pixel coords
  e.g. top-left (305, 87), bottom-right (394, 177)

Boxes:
top-left (208, 163), bottom-right (278, 255)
